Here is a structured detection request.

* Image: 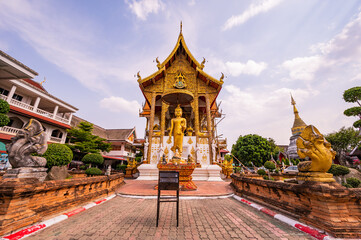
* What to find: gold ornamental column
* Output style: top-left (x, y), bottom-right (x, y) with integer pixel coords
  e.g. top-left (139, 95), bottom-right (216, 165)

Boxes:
top-left (205, 93), bottom-right (213, 164)
top-left (147, 92), bottom-right (156, 163)
top-left (160, 101), bottom-right (169, 144)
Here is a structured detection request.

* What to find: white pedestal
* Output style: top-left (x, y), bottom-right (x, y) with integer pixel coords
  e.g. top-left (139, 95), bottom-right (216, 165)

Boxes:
top-left (192, 167), bottom-right (209, 181)
top-left (192, 164), bottom-right (223, 181)
top-left (136, 164), bottom-right (158, 180)
top-left (207, 165), bottom-right (223, 181)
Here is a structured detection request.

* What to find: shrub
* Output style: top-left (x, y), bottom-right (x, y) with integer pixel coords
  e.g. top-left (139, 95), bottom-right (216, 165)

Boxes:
top-left (274, 169), bottom-right (279, 174)
top-left (43, 143), bottom-right (73, 169)
top-left (263, 176), bottom-right (274, 180)
top-left (284, 158), bottom-right (290, 165)
top-left (346, 177), bottom-right (361, 188)
top-left (0, 99), bottom-right (10, 114)
top-left (257, 169), bottom-right (266, 176)
top-left (82, 153), bottom-right (104, 166)
top-left (79, 164), bottom-right (89, 170)
top-left (342, 183), bottom-right (353, 188)
top-left (85, 167), bottom-right (103, 176)
top-left (328, 164), bottom-right (350, 176)
top-left (116, 164), bottom-right (127, 172)
top-left (264, 161), bottom-right (276, 171)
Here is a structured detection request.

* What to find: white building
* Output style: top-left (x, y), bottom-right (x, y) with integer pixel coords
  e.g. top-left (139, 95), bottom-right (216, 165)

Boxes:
top-left (0, 50), bottom-right (78, 146)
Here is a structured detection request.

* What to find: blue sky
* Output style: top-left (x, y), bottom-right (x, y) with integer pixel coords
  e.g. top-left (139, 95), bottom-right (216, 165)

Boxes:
top-left (0, 0), bottom-right (360, 146)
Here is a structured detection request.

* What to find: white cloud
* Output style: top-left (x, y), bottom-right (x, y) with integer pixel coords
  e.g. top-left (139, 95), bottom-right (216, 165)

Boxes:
top-left (206, 58), bottom-right (268, 77)
top-left (100, 96), bottom-right (141, 115)
top-left (126, 0), bottom-right (164, 21)
top-left (282, 56), bottom-right (323, 81)
top-left (223, 0), bottom-right (283, 30)
top-left (283, 12), bottom-right (361, 82)
top-left (226, 60), bottom-right (267, 76)
top-left (218, 85), bottom-right (318, 145)
top-left (0, 0), bottom-right (138, 95)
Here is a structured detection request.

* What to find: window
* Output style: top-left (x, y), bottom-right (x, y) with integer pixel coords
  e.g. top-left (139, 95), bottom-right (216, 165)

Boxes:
top-left (0, 88), bottom-right (9, 96)
top-left (12, 94), bottom-right (23, 101)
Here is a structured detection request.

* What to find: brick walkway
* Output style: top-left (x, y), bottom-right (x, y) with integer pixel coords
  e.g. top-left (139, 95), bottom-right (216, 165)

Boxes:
top-left (27, 196), bottom-right (312, 240)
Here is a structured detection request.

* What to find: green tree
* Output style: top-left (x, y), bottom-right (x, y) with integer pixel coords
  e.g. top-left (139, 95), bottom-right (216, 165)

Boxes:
top-left (43, 143), bottom-right (73, 169)
top-left (325, 127), bottom-right (361, 164)
top-left (66, 121), bottom-right (111, 159)
top-left (0, 99), bottom-right (10, 127)
top-left (343, 87), bottom-right (361, 130)
top-left (82, 153), bottom-right (104, 168)
top-left (231, 134), bottom-right (272, 167)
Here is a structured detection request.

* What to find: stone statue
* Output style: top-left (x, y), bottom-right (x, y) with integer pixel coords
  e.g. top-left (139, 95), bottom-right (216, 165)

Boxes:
top-left (7, 119), bottom-right (47, 168)
top-left (4, 119), bottom-right (48, 181)
top-left (167, 104), bottom-right (187, 157)
top-left (296, 125), bottom-right (336, 182)
top-left (158, 144), bottom-right (164, 163)
top-left (143, 139), bottom-right (149, 162)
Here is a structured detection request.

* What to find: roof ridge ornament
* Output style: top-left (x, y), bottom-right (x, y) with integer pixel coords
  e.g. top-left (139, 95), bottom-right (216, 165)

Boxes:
top-left (137, 71), bottom-right (141, 81)
top-left (220, 72), bottom-right (224, 83)
top-left (156, 57), bottom-right (161, 69)
top-left (200, 57), bottom-right (206, 70)
top-left (180, 21), bottom-right (182, 34)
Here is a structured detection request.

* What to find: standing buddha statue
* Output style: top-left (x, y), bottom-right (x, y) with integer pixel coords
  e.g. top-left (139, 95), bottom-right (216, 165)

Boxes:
top-left (167, 104), bottom-right (187, 158)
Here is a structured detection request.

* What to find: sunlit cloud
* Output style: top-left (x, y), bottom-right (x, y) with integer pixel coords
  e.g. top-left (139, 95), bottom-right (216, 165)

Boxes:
top-left (223, 0), bottom-right (284, 30)
top-left (100, 96), bottom-right (141, 115)
top-left (126, 0), bottom-right (164, 21)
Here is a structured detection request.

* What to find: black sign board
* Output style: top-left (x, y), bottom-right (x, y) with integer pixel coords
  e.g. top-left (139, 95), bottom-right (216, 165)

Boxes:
top-left (158, 171), bottom-right (179, 190)
top-left (156, 171), bottom-right (180, 227)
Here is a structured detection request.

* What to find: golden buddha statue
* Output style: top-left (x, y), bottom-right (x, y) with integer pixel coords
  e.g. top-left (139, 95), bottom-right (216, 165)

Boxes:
top-left (167, 104), bottom-right (187, 157)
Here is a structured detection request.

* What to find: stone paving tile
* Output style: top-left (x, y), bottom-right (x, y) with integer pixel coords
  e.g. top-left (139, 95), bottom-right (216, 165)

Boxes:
top-left (27, 197), bottom-right (313, 240)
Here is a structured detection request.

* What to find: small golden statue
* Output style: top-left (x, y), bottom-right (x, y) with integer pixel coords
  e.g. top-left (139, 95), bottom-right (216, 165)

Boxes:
top-left (167, 104), bottom-right (187, 157)
top-left (296, 125), bottom-right (336, 182)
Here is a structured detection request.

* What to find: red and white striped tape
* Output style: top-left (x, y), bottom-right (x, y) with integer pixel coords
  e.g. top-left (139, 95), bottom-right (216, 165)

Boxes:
top-left (2, 194), bottom-right (116, 240)
top-left (233, 195), bottom-right (332, 240)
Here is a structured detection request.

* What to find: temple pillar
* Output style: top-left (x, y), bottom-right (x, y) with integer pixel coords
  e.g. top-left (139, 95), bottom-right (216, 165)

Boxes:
top-left (160, 101), bottom-right (169, 144)
top-left (205, 93), bottom-right (213, 164)
top-left (147, 92), bottom-right (156, 164)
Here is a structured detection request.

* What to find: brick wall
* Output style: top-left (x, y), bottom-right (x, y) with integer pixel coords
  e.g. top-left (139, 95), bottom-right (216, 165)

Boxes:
top-left (231, 175), bottom-right (361, 238)
top-left (0, 173), bottom-right (124, 235)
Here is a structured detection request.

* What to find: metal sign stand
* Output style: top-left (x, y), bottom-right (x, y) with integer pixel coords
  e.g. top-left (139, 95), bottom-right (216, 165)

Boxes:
top-left (156, 171), bottom-right (180, 227)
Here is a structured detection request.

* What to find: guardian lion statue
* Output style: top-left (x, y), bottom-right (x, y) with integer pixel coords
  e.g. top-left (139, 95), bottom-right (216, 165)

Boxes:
top-left (6, 119), bottom-right (48, 168)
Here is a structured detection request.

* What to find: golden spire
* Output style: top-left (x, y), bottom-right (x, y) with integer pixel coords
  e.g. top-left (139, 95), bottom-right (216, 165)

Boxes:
top-left (180, 21), bottom-right (182, 33)
top-left (290, 94), bottom-right (306, 135)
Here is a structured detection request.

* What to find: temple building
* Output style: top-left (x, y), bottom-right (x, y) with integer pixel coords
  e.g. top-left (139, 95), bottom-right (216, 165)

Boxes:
top-left (136, 26), bottom-right (225, 180)
top-left (71, 115), bottom-right (143, 164)
top-left (287, 95), bottom-right (307, 159)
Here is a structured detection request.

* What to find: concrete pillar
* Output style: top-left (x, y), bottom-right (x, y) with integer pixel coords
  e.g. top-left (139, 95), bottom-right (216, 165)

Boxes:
top-left (33, 97), bottom-right (41, 112)
top-left (147, 92), bottom-right (156, 164)
top-left (205, 93), bottom-right (213, 165)
top-left (6, 85), bottom-right (17, 102)
top-left (52, 105), bottom-right (59, 119)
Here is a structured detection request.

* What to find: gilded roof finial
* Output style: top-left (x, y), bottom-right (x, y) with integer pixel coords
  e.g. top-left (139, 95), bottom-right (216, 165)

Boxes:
top-left (220, 72), bottom-right (224, 83)
top-left (180, 21), bottom-right (182, 34)
top-left (200, 57), bottom-right (206, 70)
top-left (156, 57), bottom-right (161, 69)
top-left (40, 77), bottom-right (46, 86)
top-left (137, 71), bottom-right (141, 81)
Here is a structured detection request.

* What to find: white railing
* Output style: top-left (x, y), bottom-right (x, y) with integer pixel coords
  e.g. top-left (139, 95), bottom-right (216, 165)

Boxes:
top-left (55, 115), bottom-right (70, 124)
top-left (36, 108), bottom-right (53, 118)
top-left (1, 94), bottom-right (71, 125)
top-left (10, 98), bottom-right (34, 111)
top-left (0, 126), bottom-right (20, 135)
top-left (50, 136), bottom-right (62, 142)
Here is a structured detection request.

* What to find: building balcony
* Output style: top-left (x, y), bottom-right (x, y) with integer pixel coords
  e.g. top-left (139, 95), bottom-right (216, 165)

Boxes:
top-left (0, 126), bottom-right (20, 136)
top-left (1, 93), bottom-right (71, 125)
top-left (49, 136), bottom-right (62, 143)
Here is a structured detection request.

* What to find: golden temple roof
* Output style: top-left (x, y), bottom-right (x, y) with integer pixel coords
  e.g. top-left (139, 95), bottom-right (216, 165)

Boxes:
top-left (291, 95), bottom-right (307, 135)
top-left (137, 25), bottom-right (223, 89)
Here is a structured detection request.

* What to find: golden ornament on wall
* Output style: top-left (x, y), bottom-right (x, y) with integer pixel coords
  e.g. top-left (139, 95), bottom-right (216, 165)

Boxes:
top-left (173, 72), bottom-right (187, 89)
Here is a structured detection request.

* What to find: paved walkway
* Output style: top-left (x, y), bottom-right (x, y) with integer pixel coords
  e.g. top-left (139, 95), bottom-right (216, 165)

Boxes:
top-left (117, 179), bottom-right (233, 197)
top-left (27, 196), bottom-right (312, 240)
